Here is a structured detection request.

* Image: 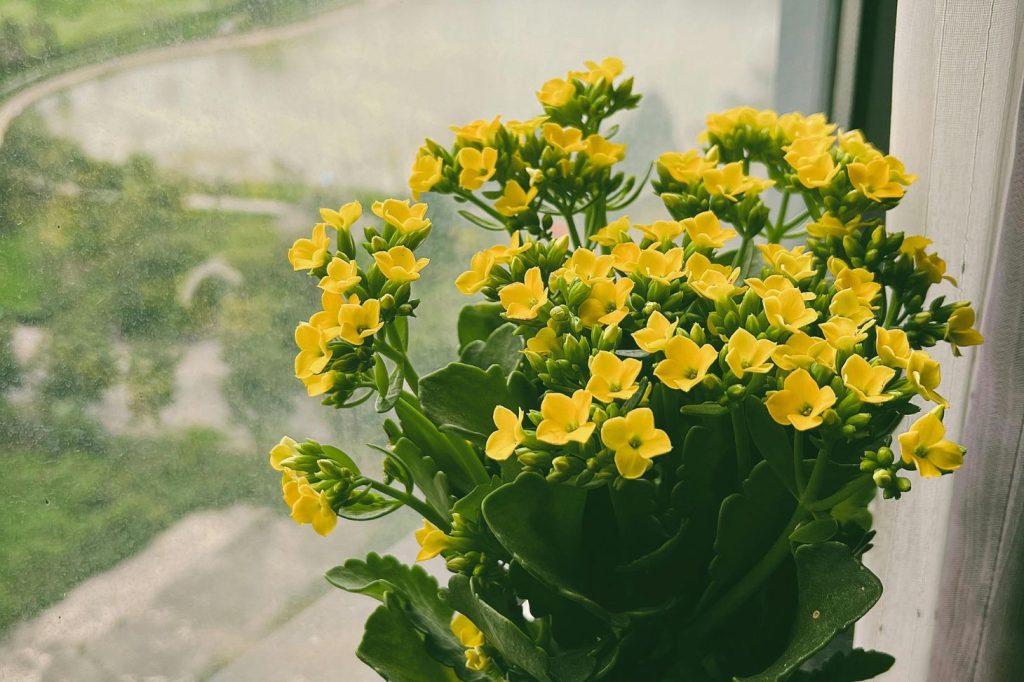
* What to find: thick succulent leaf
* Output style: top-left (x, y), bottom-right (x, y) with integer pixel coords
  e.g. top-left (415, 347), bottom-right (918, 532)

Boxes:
top-left (460, 323), bottom-right (523, 376)
top-left (395, 397), bottom-right (489, 496)
top-left (357, 601), bottom-right (459, 682)
top-left (788, 648), bottom-right (895, 681)
top-left (743, 395), bottom-right (797, 496)
top-left (457, 302), bottom-right (506, 351)
top-left (481, 473), bottom-right (608, 616)
top-left (708, 460), bottom-right (797, 593)
top-left (326, 553), bottom-right (473, 677)
top-left (418, 362), bottom-right (520, 442)
top-left (447, 574), bottom-right (552, 682)
top-left (789, 518), bottom-right (839, 544)
top-left (376, 358), bottom-right (405, 413)
top-left (741, 543), bottom-right (883, 681)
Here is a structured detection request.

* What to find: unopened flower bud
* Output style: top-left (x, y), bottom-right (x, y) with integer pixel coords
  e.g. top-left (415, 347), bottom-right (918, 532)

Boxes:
top-left (873, 469), bottom-right (893, 488)
top-left (876, 446), bottom-right (894, 466)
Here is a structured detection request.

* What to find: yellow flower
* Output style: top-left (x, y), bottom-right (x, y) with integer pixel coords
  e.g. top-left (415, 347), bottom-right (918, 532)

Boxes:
top-left (409, 152), bottom-right (443, 200)
top-left (834, 266), bottom-right (881, 304)
top-left (837, 130), bottom-right (882, 162)
top-left (841, 355), bottom-right (896, 404)
top-left (765, 368), bottom-right (836, 431)
top-left (681, 211), bottom-right (737, 249)
top-left (757, 244), bottom-right (816, 281)
top-left (288, 224), bottom-right (331, 271)
top-left (309, 291), bottom-right (345, 338)
top-left (591, 216), bottom-right (631, 247)
top-left (579, 278), bottom-right (633, 327)
top-left (828, 289), bottom-right (875, 325)
top-left (537, 76), bottom-right (575, 107)
top-left (583, 134), bottom-right (626, 167)
top-left (465, 648), bottom-right (489, 672)
top-left (542, 123), bottom-right (586, 153)
top-left (320, 201), bottom-right (362, 231)
top-left (945, 307), bottom-right (984, 354)
top-left (415, 520), bottom-right (449, 561)
top-left (632, 310), bottom-right (678, 353)
top-left (898, 411), bottom-right (964, 478)
top-left (783, 136), bottom-right (837, 187)
top-left (450, 116), bottom-right (502, 144)
top-left (485, 406), bottom-right (525, 460)
top-left (552, 247), bottom-right (614, 284)
top-left (875, 326), bottom-right (911, 368)
top-left (536, 389), bottom-right (595, 445)
top-left (374, 246), bottom-right (429, 283)
top-left (777, 112), bottom-right (836, 141)
top-left (486, 232), bottom-right (531, 264)
top-left (499, 267), bottom-right (548, 320)
top-left (269, 436), bottom-right (298, 471)
top-left (794, 152), bottom-right (839, 189)
top-left (579, 57), bottom-right (625, 84)
top-left (302, 370), bottom-right (338, 397)
top-left (899, 235), bottom-right (931, 256)
top-left (527, 325), bottom-right (559, 354)
top-left (318, 257), bottom-right (360, 294)
top-left (847, 156), bottom-right (911, 201)
top-left (338, 298), bottom-right (384, 346)
top-left (451, 613), bottom-right (485, 648)
top-left (286, 475), bottom-right (337, 536)
top-left (635, 247), bottom-right (686, 284)
top-left (372, 199), bottom-right (431, 234)
top-left (456, 146), bottom-right (498, 190)
top-left (763, 289), bottom-right (819, 332)
top-left (702, 162), bottom-right (773, 200)
top-left (654, 336), bottom-right (718, 392)
top-left (505, 115), bottom-right (548, 138)
top-left (725, 328), bottom-right (776, 377)
top-left (456, 251), bottom-right (495, 295)
top-left (294, 322), bottom-right (332, 379)
top-left (611, 242), bottom-right (641, 273)
top-left (600, 407), bottom-right (672, 479)
top-left (586, 351), bottom-right (642, 403)
top-left (906, 350), bottom-right (948, 407)
top-left (807, 213), bottom-right (862, 239)
top-left (685, 253), bottom-right (744, 301)
top-left (745, 275), bottom-right (815, 301)
top-left (914, 250), bottom-right (958, 285)
top-left (820, 315), bottom-right (870, 351)
top-left (636, 220), bottom-right (684, 245)
top-left (772, 331), bottom-right (836, 371)
top-left (494, 181), bottom-right (538, 216)
top-left (658, 148), bottom-right (719, 184)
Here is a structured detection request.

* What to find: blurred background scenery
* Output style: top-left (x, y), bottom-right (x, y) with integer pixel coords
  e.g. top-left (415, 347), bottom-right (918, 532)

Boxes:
top-left (0, 1), bottom-right (863, 679)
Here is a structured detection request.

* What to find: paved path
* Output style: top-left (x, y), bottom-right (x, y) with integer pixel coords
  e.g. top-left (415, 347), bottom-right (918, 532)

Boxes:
top-left (0, 504), bottom-right (429, 681)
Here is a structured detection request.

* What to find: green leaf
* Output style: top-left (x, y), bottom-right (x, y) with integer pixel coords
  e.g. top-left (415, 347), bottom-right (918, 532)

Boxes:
top-left (507, 370), bottom-right (540, 410)
top-left (327, 553), bottom-right (475, 679)
top-left (357, 602), bottom-right (459, 682)
top-left (460, 323), bottom-right (523, 376)
top-left (680, 403), bottom-right (729, 417)
top-left (708, 460), bottom-right (797, 593)
top-left (321, 444), bottom-right (361, 474)
top-left (458, 209), bottom-right (505, 231)
top-left (368, 438), bottom-right (451, 521)
top-left (447, 574), bottom-right (552, 682)
top-left (789, 518), bottom-right (839, 544)
top-left (418, 362), bottom-right (519, 441)
top-left (741, 543), bottom-right (883, 681)
top-left (743, 395), bottom-right (797, 496)
top-left (376, 359), bottom-right (405, 413)
top-left (395, 398), bottom-right (489, 496)
top-left (457, 302), bottom-right (506, 351)
top-left (789, 648), bottom-right (895, 681)
top-left (482, 473), bottom-right (612, 618)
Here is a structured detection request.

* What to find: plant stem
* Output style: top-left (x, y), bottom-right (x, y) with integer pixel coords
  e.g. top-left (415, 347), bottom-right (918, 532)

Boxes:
top-left (366, 479), bottom-right (449, 531)
top-left (806, 475), bottom-right (873, 512)
top-left (457, 190), bottom-right (508, 225)
top-left (883, 289), bottom-right (903, 328)
top-left (731, 236), bottom-right (751, 268)
top-left (793, 431), bottom-right (806, 496)
top-left (731, 406), bottom-right (752, 482)
top-left (771, 191), bottom-right (791, 242)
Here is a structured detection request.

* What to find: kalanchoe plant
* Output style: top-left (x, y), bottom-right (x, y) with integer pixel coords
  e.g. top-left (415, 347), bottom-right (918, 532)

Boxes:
top-left (273, 58), bottom-right (984, 681)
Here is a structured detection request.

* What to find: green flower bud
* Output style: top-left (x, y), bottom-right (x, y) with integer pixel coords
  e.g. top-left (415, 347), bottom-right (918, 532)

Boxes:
top-left (873, 469), bottom-right (893, 488)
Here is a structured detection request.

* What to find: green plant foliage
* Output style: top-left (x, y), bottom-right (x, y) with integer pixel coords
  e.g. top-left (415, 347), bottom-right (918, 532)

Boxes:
top-left (460, 323), bottom-right (524, 376)
top-left (789, 648), bottom-right (895, 682)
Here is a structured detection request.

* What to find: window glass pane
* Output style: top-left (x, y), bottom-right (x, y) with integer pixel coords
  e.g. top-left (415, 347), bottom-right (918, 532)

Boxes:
top-left (0, 1), bottom-right (824, 678)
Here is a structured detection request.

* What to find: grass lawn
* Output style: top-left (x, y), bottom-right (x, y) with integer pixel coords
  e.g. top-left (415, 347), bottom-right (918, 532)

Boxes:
top-left (0, 428), bottom-right (277, 630)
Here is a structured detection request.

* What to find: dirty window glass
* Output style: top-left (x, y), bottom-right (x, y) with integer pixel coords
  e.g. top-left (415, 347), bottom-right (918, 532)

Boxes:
top-left (0, 1), bottom-right (823, 678)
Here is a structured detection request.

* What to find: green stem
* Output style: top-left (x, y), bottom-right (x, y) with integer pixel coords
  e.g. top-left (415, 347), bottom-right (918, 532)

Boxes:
top-left (376, 340), bottom-right (420, 393)
top-left (731, 406), bottom-right (752, 482)
top-left (771, 191), bottom-right (791, 241)
top-left (883, 289), bottom-right (903, 328)
top-left (731, 236), bottom-right (751, 268)
top-left (367, 479), bottom-right (449, 531)
top-left (806, 475), bottom-right (873, 512)
top-left (457, 190), bottom-right (508, 225)
top-left (793, 431), bottom-right (806, 496)
top-left (562, 209), bottom-right (582, 248)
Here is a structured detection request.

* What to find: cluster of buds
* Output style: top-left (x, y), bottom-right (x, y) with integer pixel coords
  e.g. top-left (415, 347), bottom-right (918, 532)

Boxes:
top-left (286, 199), bottom-right (430, 405)
top-left (414, 512), bottom-right (506, 581)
